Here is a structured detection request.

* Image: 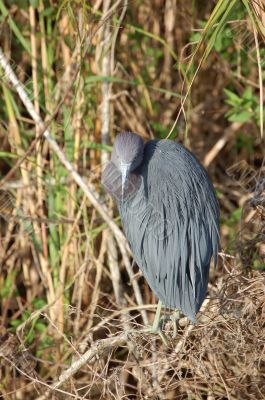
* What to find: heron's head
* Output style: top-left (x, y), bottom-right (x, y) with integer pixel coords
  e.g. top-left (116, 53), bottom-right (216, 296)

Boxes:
top-left (111, 132), bottom-right (144, 192)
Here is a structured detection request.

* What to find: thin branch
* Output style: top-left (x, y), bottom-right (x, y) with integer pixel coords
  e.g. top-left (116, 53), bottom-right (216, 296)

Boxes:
top-left (253, 24), bottom-right (264, 138)
top-left (36, 332), bottom-right (129, 399)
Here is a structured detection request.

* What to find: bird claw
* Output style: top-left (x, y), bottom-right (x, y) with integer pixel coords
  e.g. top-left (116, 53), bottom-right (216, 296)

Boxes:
top-left (143, 319), bottom-right (168, 346)
top-left (128, 306), bottom-right (180, 345)
top-left (128, 324), bottom-right (169, 346)
top-left (159, 310), bottom-right (180, 339)
top-left (169, 310), bottom-right (180, 338)
top-left (141, 324), bottom-right (169, 346)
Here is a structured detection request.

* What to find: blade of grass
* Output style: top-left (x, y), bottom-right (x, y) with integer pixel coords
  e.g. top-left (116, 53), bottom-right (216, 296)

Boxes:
top-left (85, 75), bottom-right (181, 98)
top-left (242, 0), bottom-right (264, 137)
top-left (243, 0), bottom-right (265, 39)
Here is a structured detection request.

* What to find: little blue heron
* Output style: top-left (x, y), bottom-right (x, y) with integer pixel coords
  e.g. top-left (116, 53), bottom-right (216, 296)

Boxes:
top-left (102, 132), bottom-right (219, 338)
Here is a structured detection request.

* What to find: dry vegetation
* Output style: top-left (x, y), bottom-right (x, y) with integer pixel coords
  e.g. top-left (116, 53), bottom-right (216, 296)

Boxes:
top-left (0, 1), bottom-right (265, 399)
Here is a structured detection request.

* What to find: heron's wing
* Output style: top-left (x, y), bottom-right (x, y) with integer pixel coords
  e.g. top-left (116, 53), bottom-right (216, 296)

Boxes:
top-left (119, 140), bottom-right (219, 321)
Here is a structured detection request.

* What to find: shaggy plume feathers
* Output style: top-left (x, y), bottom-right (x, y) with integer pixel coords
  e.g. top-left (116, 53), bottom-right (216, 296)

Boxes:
top-left (103, 135), bottom-right (220, 321)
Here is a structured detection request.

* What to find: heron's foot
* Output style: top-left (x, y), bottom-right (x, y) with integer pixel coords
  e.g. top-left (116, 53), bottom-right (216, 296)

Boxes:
top-left (128, 320), bottom-right (169, 346)
top-left (141, 322), bottom-right (169, 346)
top-left (158, 310), bottom-right (180, 338)
top-left (128, 302), bottom-right (180, 345)
top-left (169, 310), bottom-right (181, 338)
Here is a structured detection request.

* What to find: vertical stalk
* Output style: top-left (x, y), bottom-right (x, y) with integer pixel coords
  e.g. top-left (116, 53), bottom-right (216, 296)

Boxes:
top-left (29, 4), bottom-right (55, 320)
top-left (100, 0), bottom-right (112, 167)
top-left (29, 4), bottom-right (48, 258)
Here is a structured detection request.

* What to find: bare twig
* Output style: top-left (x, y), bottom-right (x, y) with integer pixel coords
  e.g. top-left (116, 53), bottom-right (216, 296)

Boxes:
top-left (37, 332), bottom-right (129, 399)
top-left (203, 122), bottom-right (243, 167)
top-left (100, 0), bottom-right (112, 166)
top-left (253, 24), bottom-right (264, 138)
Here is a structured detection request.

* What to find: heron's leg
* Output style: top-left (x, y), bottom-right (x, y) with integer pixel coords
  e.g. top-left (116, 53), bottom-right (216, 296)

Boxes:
top-left (151, 299), bottom-right (163, 332)
top-left (128, 301), bottom-right (168, 345)
top-left (141, 300), bottom-right (168, 345)
top-left (170, 309), bottom-right (180, 338)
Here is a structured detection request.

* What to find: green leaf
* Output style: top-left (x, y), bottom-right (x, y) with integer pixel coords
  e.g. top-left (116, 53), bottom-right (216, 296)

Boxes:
top-left (190, 32), bottom-right (201, 42)
top-left (35, 322), bottom-right (46, 333)
top-left (224, 88), bottom-right (242, 105)
top-left (214, 34), bottom-right (223, 52)
top-left (32, 298), bottom-right (46, 310)
top-left (10, 319), bottom-right (22, 328)
top-left (0, 277), bottom-right (13, 298)
top-left (228, 111), bottom-right (252, 123)
top-left (242, 87), bottom-right (253, 100)
top-left (0, 151), bottom-right (20, 159)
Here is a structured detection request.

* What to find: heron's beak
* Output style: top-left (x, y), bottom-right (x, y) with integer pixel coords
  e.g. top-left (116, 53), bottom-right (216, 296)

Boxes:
top-left (120, 162), bottom-right (131, 201)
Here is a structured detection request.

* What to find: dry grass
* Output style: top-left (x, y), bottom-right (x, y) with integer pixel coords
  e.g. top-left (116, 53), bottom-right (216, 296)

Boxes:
top-left (0, 1), bottom-right (264, 399)
top-left (0, 266), bottom-right (264, 399)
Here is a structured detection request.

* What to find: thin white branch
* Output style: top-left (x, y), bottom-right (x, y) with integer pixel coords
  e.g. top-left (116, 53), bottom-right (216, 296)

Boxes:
top-left (253, 25), bottom-right (264, 138)
top-left (34, 332), bottom-right (129, 399)
top-left (100, 0), bottom-right (112, 166)
top-left (52, 333), bottom-right (128, 390)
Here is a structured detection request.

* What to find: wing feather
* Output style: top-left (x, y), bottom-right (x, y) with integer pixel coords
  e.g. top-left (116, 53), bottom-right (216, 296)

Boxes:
top-left (119, 140), bottom-right (219, 321)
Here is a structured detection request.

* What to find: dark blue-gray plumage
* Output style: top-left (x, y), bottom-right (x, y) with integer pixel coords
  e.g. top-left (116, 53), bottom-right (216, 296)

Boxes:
top-left (102, 132), bottom-right (219, 322)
